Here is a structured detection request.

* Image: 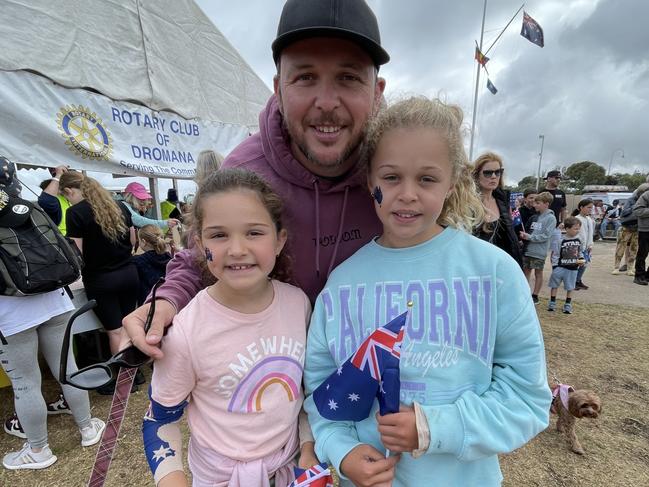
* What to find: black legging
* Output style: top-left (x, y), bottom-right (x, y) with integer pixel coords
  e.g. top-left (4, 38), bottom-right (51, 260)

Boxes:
top-left (83, 264), bottom-right (139, 331)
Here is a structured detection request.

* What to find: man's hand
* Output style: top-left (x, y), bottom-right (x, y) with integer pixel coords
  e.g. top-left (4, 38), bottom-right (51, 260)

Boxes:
top-left (297, 441), bottom-right (319, 470)
top-left (120, 300), bottom-right (176, 359)
top-left (340, 444), bottom-right (400, 487)
top-left (376, 406), bottom-right (418, 453)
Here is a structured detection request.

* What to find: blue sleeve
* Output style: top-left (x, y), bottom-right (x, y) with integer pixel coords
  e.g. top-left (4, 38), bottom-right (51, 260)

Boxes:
top-left (303, 293), bottom-right (362, 478)
top-left (125, 203), bottom-right (168, 229)
top-left (142, 386), bottom-right (188, 483)
top-left (418, 262), bottom-right (551, 461)
top-left (38, 192), bottom-right (62, 224)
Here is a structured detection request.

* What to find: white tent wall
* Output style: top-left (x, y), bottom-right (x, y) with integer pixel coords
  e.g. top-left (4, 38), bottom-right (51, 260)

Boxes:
top-left (0, 0), bottom-right (271, 211)
top-left (0, 0), bottom-right (270, 126)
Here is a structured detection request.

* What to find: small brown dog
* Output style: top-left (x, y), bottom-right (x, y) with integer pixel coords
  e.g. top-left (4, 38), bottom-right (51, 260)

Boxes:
top-left (550, 383), bottom-right (602, 455)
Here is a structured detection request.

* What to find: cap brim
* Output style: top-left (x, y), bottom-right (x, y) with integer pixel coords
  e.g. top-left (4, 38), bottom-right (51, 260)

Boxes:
top-left (272, 27), bottom-right (390, 66)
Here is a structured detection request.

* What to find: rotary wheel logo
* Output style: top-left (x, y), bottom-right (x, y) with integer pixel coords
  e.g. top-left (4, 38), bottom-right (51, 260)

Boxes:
top-left (56, 105), bottom-right (113, 160)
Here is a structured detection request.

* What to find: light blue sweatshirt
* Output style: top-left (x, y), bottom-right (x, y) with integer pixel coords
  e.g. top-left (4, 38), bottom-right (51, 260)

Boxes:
top-left (304, 228), bottom-right (551, 487)
top-left (123, 202), bottom-right (168, 229)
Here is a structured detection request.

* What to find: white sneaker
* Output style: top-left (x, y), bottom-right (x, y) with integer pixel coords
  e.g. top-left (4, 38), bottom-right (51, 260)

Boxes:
top-left (80, 418), bottom-right (106, 447)
top-left (2, 443), bottom-right (57, 470)
top-left (611, 268), bottom-right (620, 275)
top-left (626, 269), bottom-right (636, 276)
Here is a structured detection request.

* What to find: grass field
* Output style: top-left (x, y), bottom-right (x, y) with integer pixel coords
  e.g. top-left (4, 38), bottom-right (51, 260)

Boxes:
top-left (1, 300), bottom-right (648, 486)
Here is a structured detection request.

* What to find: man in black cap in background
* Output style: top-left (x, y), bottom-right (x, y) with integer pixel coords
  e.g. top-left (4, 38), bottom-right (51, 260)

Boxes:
top-left (544, 170), bottom-right (567, 225)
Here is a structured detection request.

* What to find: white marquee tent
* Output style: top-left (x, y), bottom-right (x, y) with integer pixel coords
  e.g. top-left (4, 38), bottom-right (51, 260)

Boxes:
top-left (0, 0), bottom-right (271, 187)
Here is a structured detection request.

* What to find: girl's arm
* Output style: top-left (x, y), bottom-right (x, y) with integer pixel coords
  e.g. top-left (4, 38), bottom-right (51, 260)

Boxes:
top-left (143, 315), bottom-right (196, 485)
top-left (414, 258), bottom-right (551, 461)
top-left (125, 203), bottom-right (169, 229)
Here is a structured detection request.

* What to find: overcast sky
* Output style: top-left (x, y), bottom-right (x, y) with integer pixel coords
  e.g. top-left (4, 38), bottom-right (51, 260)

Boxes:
top-left (195, 0), bottom-right (648, 187)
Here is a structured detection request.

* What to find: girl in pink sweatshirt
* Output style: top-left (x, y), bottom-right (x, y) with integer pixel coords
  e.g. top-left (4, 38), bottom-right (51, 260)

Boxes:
top-left (143, 169), bottom-right (317, 487)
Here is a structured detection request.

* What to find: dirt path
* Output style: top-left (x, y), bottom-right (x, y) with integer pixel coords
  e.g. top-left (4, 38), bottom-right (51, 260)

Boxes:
top-left (534, 239), bottom-right (648, 308)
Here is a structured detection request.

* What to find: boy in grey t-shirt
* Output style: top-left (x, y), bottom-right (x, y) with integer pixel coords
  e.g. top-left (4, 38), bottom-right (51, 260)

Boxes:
top-left (520, 192), bottom-right (557, 304)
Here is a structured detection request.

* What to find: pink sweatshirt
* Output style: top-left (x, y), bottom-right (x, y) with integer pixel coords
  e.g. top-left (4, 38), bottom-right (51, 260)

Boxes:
top-left (154, 95), bottom-right (381, 306)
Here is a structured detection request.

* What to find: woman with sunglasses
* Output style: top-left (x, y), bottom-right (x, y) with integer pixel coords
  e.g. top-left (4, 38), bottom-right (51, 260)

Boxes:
top-left (472, 152), bottom-right (523, 268)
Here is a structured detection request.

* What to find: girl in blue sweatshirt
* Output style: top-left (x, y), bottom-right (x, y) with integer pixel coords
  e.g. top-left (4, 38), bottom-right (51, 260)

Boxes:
top-left (304, 97), bottom-right (551, 487)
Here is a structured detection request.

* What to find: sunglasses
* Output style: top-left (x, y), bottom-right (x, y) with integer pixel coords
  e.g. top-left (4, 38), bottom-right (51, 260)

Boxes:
top-left (59, 278), bottom-right (164, 390)
top-left (481, 169), bottom-right (504, 178)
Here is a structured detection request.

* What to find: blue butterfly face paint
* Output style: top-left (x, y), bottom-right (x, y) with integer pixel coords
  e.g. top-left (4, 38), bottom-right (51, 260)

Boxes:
top-left (372, 186), bottom-right (383, 206)
top-left (205, 248), bottom-right (213, 262)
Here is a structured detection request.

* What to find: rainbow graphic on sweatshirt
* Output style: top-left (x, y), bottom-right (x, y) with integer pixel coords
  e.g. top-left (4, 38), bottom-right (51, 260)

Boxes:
top-left (227, 356), bottom-right (302, 413)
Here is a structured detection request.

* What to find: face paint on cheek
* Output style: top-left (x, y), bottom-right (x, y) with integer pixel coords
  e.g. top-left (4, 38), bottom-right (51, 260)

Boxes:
top-left (372, 186), bottom-right (383, 206)
top-left (205, 248), bottom-right (213, 262)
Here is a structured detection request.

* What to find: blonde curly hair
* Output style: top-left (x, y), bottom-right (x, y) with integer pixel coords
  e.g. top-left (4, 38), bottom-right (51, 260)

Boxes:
top-left (59, 172), bottom-right (128, 242)
top-left (363, 96), bottom-right (485, 232)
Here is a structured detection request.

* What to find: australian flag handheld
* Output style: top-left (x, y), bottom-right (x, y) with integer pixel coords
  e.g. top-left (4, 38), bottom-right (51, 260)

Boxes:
top-left (313, 309), bottom-right (408, 421)
top-left (287, 462), bottom-right (335, 487)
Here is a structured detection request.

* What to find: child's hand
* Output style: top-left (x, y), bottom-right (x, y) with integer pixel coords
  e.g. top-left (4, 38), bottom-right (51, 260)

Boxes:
top-left (376, 406), bottom-right (418, 453)
top-left (297, 441), bottom-right (319, 470)
top-left (519, 231), bottom-right (529, 240)
top-left (340, 444), bottom-right (400, 487)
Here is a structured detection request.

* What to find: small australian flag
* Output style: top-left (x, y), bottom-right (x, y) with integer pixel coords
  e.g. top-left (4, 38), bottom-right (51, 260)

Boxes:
top-left (313, 310), bottom-right (407, 421)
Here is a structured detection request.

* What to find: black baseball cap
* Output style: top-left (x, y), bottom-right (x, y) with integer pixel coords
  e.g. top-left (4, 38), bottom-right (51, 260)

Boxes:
top-left (272, 0), bottom-right (390, 67)
top-left (0, 188), bottom-right (32, 228)
top-left (544, 170), bottom-right (561, 179)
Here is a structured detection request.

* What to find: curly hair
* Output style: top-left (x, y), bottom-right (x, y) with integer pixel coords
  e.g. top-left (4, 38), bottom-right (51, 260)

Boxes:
top-left (472, 151), bottom-right (505, 191)
top-left (59, 172), bottom-right (128, 242)
top-left (191, 168), bottom-right (293, 285)
top-left (363, 96), bottom-right (485, 232)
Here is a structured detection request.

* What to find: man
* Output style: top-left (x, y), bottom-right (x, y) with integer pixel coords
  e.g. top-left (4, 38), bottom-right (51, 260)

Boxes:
top-left (124, 0), bottom-right (387, 353)
top-left (126, 0), bottom-right (398, 482)
top-left (543, 170), bottom-right (567, 226)
top-left (632, 182), bottom-right (649, 285)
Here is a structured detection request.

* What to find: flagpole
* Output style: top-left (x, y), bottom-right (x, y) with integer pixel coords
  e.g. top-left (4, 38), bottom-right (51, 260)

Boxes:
top-left (484, 4), bottom-right (525, 56)
top-left (469, 0), bottom-right (488, 162)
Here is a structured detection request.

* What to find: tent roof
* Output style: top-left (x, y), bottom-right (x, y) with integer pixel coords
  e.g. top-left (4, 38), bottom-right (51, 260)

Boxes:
top-left (0, 0), bottom-right (271, 129)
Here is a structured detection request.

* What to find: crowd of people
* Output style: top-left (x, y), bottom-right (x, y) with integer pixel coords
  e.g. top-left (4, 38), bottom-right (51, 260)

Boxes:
top-left (1, 0), bottom-right (647, 485)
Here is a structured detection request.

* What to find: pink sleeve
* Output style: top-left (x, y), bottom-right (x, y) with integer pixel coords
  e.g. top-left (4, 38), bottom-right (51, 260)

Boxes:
top-left (146, 248), bottom-right (202, 312)
top-left (151, 316), bottom-right (196, 407)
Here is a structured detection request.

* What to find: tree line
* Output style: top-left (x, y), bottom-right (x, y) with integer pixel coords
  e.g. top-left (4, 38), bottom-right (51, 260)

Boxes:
top-left (510, 161), bottom-right (648, 193)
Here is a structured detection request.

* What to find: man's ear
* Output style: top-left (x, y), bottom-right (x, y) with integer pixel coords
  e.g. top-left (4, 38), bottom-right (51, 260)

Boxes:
top-left (373, 77), bottom-right (387, 116)
top-left (273, 76), bottom-right (284, 116)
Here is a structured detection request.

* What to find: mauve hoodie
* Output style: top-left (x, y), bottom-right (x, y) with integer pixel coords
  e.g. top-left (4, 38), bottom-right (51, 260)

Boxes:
top-left (153, 95), bottom-right (381, 307)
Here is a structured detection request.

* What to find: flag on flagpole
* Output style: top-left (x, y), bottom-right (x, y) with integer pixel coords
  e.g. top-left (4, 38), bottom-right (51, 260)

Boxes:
top-left (288, 462), bottom-right (335, 487)
top-left (520, 11), bottom-right (544, 47)
top-left (474, 46), bottom-right (490, 66)
top-left (312, 310), bottom-right (408, 422)
top-left (486, 79), bottom-right (498, 94)
top-left (511, 208), bottom-right (522, 227)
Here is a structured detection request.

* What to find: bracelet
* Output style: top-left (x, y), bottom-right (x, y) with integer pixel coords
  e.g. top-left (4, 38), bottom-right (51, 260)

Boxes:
top-left (52, 177), bottom-right (60, 182)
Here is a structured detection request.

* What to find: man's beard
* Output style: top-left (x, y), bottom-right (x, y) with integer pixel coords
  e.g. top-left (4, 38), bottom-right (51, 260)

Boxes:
top-left (282, 117), bottom-right (366, 170)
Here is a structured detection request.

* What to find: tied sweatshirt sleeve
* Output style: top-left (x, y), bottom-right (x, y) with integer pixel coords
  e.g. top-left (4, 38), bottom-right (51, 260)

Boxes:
top-left (303, 294), bottom-right (361, 479)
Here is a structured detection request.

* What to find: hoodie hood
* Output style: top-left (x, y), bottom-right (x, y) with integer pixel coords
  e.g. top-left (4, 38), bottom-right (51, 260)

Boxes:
top-left (258, 95), bottom-right (369, 193)
top-left (222, 95), bottom-right (381, 303)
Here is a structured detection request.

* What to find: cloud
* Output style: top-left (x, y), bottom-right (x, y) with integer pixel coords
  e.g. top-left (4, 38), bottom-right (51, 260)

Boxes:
top-left (196, 0), bottom-right (648, 186)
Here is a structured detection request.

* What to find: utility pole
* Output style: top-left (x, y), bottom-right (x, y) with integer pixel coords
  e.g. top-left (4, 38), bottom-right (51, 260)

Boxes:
top-left (608, 148), bottom-right (624, 176)
top-left (535, 134), bottom-right (545, 190)
top-left (468, 0), bottom-right (487, 162)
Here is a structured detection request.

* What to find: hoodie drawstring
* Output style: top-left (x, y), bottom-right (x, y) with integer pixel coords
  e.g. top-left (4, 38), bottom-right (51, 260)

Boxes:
top-left (313, 179), bottom-right (321, 277)
top-left (327, 185), bottom-right (350, 277)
